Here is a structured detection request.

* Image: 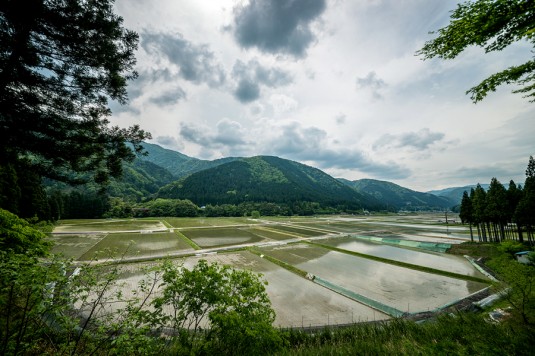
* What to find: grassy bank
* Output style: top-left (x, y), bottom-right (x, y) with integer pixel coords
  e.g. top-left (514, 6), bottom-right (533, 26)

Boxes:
top-left (278, 314), bottom-right (534, 355)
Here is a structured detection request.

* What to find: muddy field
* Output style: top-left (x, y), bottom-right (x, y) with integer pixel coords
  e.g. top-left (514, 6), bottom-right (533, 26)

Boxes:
top-left (49, 213), bottom-right (490, 327)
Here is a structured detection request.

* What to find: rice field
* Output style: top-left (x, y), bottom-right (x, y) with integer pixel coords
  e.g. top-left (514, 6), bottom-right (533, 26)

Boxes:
top-left (77, 231), bottom-right (194, 260)
top-left (49, 213), bottom-right (491, 327)
top-left (54, 219), bottom-right (166, 232)
top-left (180, 227), bottom-right (267, 248)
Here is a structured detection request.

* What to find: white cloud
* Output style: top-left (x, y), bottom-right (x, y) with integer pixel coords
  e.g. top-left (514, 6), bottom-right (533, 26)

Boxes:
top-left (112, 0), bottom-right (535, 191)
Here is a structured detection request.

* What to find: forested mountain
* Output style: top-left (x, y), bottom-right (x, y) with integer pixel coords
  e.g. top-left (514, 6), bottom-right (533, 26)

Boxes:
top-left (339, 178), bottom-right (454, 210)
top-left (158, 156), bottom-right (382, 209)
top-left (428, 184), bottom-right (491, 205)
top-left (138, 142), bottom-right (239, 178)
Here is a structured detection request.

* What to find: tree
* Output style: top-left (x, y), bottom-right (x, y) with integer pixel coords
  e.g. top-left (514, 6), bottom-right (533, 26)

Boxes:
top-left (0, 0), bottom-right (150, 186)
top-left (418, 0), bottom-right (535, 102)
top-left (459, 190), bottom-right (474, 241)
top-left (507, 180), bottom-right (523, 242)
top-left (472, 184), bottom-right (488, 241)
top-left (515, 156), bottom-right (535, 243)
top-left (151, 260), bottom-right (283, 354)
top-left (485, 178), bottom-right (508, 241)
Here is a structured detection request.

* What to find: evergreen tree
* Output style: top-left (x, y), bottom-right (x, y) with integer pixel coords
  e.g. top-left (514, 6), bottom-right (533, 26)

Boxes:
top-left (0, 0), bottom-right (150, 186)
top-left (472, 184), bottom-right (488, 242)
top-left (507, 180), bottom-right (523, 242)
top-left (459, 190), bottom-right (474, 242)
top-left (515, 156), bottom-right (535, 243)
top-left (485, 178), bottom-right (508, 242)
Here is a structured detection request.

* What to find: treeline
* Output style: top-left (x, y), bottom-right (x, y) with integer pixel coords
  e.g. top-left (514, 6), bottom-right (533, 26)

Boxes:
top-left (459, 156), bottom-right (535, 244)
top-left (107, 198), bottom-right (362, 219)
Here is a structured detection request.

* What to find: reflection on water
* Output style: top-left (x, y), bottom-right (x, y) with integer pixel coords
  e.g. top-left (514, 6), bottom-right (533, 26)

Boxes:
top-left (324, 237), bottom-right (485, 277)
top-left (262, 245), bottom-right (488, 313)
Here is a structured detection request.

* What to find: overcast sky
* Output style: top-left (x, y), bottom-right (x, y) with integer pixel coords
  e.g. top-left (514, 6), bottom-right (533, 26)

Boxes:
top-left (111, 0), bottom-right (535, 192)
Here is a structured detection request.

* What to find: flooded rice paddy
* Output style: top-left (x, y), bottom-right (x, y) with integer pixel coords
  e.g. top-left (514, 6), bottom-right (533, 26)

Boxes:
top-left (50, 214), bottom-right (490, 327)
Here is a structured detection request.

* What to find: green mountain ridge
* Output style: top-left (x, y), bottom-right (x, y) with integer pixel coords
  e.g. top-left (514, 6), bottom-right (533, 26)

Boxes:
top-left (138, 142), bottom-right (239, 178)
top-left (157, 156), bottom-right (382, 209)
top-left (339, 178), bottom-right (455, 210)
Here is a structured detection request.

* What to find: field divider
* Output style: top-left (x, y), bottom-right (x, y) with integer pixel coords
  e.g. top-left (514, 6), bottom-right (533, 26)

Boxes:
top-left (173, 229), bottom-right (201, 250)
top-left (306, 241), bottom-right (490, 284)
top-left (279, 222), bottom-right (340, 235)
top-left (253, 226), bottom-right (305, 239)
top-left (248, 248), bottom-right (308, 278)
top-left (313, 276), bottom-right (405, 317)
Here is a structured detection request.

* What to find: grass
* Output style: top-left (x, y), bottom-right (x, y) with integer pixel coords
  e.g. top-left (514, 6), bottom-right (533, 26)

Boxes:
top-left (278, 314), bottom-right (534, 355)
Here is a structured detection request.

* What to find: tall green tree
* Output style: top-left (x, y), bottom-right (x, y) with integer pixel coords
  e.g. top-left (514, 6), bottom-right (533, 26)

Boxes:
top-left (507, 180), bottom-right (523, 242)
top-left (459, 190), bottom-right (474, 241)
top-left (515, 156), bottom-right (535, 243)
top-left (0, 0), bottom-right (150, 186)
top-left (485, 177), bottom-right (508, 241)
top-left (472, 184), bottom-right (488, 241)
top-left (418, 0), bottom-right (535, 102)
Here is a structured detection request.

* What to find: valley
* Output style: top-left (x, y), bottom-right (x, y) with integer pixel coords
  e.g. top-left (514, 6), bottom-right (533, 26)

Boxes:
top-left (49, 213), bottom-right (491, 328)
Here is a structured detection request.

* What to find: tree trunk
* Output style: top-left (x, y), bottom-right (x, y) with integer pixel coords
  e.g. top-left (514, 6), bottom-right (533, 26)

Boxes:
top-left (469, 223), bottom-right (474, 242)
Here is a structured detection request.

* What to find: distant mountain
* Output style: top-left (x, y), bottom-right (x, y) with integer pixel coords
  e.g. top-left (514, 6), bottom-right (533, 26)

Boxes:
top-left (427, 184), bottom-right (491, 206)
top-left (45, 158), bottom-right (176, 199)
top-left (158, 156), bottom-right (382, 209)
top-left (138, 142), bottom-right (238, 178)
top-left (339, 178), bottom-right (454, 210)
top-left (106, 159), bottom-right (176, 199)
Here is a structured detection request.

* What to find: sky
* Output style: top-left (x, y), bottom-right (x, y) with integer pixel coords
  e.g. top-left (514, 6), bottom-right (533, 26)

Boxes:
top-left (110, 0), bottom-right (535, 192)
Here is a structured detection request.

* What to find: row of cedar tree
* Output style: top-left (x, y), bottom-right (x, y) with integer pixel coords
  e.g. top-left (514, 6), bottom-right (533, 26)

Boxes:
top-left (459, 156), bottom-right (535, 245)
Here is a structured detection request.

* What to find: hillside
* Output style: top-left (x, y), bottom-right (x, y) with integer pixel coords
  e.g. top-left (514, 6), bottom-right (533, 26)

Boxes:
top-left (158, 156), bottom-right (381, 209)
top-left (138, 142), bottom-right (238, 178)
top-left (428, 184), bottom-right (491, 206)
top-left (339, 178), bottom-right (454, 210)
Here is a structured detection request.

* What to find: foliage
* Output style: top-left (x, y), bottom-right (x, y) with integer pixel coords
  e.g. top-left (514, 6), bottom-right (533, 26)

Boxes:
top-left (458, 157), bottom-right (535, 244)
top-left (342, 178), bottom-right (453, 210)
top-left (418, 0), bottom-right (535, 102)
top-left (157, 156), bottom-right (375, 210)
top-left (498, 240), bottom-right (526, 255)
top-left (0, 208), bottom-right (49, 256)
top-left (485, 249), bottom-right (535, 327)
top-left (0, 0), bottom-right (150, 186)
top-left (280, 314), bottom-right (533, 355)
top-left (150, 259), bottom-right (283, 355)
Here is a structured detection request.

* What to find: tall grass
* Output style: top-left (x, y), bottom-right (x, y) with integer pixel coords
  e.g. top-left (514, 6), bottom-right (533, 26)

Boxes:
top-left (279, 314), bottom-right (533, 355)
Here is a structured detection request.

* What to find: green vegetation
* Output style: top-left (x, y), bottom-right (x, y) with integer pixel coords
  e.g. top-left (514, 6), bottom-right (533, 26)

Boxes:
top-left (418, 0), bottom-right (535, 103)
top-left (1, 0), bottom-right (534, 353)
top-left (1, 208), bottom-right (284, 354)
top-left (459, 157), bottom-right (535, 244)
top-left (157, 156), bottom-right (377, 210)
top-left (0, 0), bottom-right (149, 194)
top-left (280, 314), bottom-right (533, 355)
top-left (340, 178), bottom-right (454, 210)
top-left (3, 209), bottom-right (535, 354)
